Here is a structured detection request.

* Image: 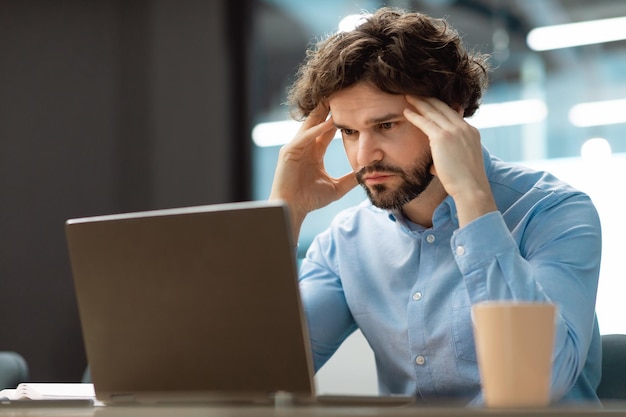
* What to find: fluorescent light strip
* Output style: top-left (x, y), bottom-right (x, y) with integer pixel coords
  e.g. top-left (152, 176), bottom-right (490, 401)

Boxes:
top-left (527, 16), bottom-right (626, 51)
top-left (252, 120), bottom-right (341, 148)
top-left (252, 120), bottom-right (301, 147)
top-left (252, 99), bottom-right (548, 147)
top-left (468, 99), bottom-right (547, 129)
top-left (569, 98), bottom-right (626, 127)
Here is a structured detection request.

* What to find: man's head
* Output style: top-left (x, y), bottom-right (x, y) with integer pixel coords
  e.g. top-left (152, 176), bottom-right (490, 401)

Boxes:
top-left (287, 7), bottom-right (489, 120)
top-left (327, 82), bottom-right (437, 211)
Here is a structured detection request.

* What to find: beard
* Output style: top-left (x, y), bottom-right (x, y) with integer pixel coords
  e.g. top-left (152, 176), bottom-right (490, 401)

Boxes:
top-left (355, 154), bottom-right (434, 210)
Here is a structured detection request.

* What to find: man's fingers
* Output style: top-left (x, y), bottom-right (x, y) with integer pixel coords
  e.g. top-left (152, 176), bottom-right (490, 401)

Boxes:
top-left (316, 120), bottom-right (338, 149)
top-left (302, 102), bottom-right (330, 129)
top-left (289, 117), bottom-right (335, 148)
top-left (405, 95), bottom-right (461, 127)
top-left (403, 107), bottom-right (440, 138)
top-left (335, 172), bottom-right (358, 197)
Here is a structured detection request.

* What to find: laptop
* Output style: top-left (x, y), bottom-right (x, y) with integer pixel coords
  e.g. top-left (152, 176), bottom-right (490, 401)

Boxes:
top-left (65, 200), bottom-right (414, 407)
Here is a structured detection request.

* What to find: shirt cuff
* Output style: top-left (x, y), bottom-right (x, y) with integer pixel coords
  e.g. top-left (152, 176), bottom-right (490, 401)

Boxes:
top-left (450, 211), bottom-right (517, 274)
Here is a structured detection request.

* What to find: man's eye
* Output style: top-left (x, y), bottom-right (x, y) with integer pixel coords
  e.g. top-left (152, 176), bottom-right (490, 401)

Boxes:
top-left (380, 122), bottom-right (394, 130)
top-left (341, 128), bottom-right (356, 136)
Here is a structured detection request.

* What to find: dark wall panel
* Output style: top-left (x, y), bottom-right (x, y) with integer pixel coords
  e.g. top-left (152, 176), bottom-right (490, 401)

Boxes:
top-left (0, 0), bottom-right (242, 381)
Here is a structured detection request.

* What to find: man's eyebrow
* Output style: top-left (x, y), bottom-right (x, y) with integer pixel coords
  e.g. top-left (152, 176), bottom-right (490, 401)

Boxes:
top-left (368, 113), bottom-right (403, 124)
top-left (333, 113), bottom-right (403, 129)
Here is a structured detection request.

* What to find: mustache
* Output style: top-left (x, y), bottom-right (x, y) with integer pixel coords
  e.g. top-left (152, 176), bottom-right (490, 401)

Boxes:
top-left (355, 162), bottom-right (404, 182)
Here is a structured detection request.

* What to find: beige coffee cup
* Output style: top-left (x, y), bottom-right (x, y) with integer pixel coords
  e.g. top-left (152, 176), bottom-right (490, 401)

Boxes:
top-left (472, 301), bottom-right (556, 408)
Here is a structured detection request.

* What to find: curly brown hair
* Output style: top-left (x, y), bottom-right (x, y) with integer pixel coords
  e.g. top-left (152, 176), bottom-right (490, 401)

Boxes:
top-left (287, 7), bottom-right (490, 120)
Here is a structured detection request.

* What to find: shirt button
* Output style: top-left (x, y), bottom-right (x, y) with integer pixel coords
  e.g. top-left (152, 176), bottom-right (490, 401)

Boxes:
top-left (415, 355), bottom-right (425, 365)
top-left (455, 245), bottom-right (465, 256)
top-left (426, 234), bottom-right (435, 243)
top-left (412, 292), bottom-right (422, 301)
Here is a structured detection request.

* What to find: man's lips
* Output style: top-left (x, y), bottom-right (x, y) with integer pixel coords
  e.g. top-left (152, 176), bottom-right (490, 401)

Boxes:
top-left (362, 172), bottom-right (395, 185)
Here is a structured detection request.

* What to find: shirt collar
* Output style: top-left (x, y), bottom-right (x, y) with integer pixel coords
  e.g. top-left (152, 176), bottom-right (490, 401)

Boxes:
top-left (387, 146), bottom-right (492, 230)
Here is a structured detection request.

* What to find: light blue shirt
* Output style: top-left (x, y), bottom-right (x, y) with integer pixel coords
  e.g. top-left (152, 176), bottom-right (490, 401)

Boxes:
top-left (299, 147), bottom-right (602, 405)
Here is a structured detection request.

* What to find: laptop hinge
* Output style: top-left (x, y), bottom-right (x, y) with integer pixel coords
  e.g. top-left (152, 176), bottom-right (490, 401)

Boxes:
top-left (272, 391), bottom-right (296, 408)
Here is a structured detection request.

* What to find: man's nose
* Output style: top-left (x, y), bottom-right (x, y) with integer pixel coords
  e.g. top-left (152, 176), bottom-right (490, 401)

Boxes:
top-left (356, 133), bottom-right (383, 168)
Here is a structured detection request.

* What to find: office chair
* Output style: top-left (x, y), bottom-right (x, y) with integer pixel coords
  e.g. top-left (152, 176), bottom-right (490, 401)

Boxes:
top-left (596, 334), bottom-right (626, 400)
top-left (0, 351), bottom-right (29, 389)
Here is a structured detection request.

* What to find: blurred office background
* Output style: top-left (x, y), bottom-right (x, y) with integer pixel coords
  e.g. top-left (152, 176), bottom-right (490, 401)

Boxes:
top-left (1, 0), bottom-right (625, 391)
top-left (251, 0), bottom-right (626, 394)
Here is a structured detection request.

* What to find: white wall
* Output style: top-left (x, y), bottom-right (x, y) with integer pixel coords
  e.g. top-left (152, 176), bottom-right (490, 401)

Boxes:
top-left (522, 152), bottom-right (626, 336)
top-left (315, 330), bottom-right (378, 395)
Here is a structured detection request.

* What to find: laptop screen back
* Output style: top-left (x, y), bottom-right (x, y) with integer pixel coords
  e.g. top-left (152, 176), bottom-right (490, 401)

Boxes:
top-left (65, 200), bottom-right (315, 404)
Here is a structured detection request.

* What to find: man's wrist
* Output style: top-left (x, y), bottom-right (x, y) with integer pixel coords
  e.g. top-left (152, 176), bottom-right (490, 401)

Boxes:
top-left (452, 188), bottom-right (497, 227)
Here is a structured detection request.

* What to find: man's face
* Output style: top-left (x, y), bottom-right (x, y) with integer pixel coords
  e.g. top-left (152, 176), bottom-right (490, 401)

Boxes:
top-left (329, 83), bottom-right (433, 210)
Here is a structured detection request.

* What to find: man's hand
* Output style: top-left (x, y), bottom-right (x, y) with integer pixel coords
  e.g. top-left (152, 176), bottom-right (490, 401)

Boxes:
top-left (403, 96), bottom-right (497, 227)
top-left (269, 104), bottom-right (357, 241)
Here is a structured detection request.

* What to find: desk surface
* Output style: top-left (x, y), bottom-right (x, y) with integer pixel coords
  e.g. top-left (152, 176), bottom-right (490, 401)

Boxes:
top-left (1, 402), bottom-right (626, 417)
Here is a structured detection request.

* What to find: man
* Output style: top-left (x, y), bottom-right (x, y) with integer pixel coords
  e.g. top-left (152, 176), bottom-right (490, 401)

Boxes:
top-left (269, 7), bottom-right (602, 405)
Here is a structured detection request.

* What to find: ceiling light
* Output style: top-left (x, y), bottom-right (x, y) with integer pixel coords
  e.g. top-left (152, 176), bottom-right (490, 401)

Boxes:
top-left (527, 16), bottom-right (626, 51)
top-left (569, 98), bottom-right (626, 127)
top-left (581, 137), bottom-right (612, 162)
top-left (253, 120), bottom-right (303, 148)
top-left (468, 99), bottom-right (547, 129)
top-left (338, 14), bottom-right (368, 32)
top-left (252, 120), bottom-right (342, 148)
